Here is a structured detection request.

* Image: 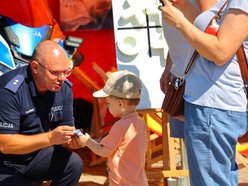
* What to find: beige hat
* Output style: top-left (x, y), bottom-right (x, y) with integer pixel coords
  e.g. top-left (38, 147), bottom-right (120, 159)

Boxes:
top-left (93, 70), bottom-right (142, 99)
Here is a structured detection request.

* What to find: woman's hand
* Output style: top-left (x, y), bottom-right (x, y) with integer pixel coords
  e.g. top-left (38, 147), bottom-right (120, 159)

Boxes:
top-left (160, 69), bottom-right (171, 94)
top-left (159, 0), bottom-right (186, 28)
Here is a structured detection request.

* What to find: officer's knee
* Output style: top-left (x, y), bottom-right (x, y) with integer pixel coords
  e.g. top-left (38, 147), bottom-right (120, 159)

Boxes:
top-left (68, 152), bottom-right (83, 175)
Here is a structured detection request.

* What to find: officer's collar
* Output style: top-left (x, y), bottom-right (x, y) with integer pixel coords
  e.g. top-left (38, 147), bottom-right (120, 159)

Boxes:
top-left (26, 65), bottom-right (39, 97)
top-left (26, 65), bottom-right (54, 97)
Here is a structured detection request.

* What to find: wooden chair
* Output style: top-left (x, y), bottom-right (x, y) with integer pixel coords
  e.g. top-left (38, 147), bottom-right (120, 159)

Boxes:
top-left (137, 109), bottom-right (181, 168)
top-left (161, 113), bottom-right (190, 186)
top-left (236, 142), bottom-right (248, 168)
top-left (137, 109), bottom-right (189, 185)
top-left (138, 108), bottom-right (164, 169)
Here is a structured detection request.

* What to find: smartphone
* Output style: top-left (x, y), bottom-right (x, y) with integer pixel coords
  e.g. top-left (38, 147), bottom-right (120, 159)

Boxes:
top-left (159, 0), bottom-right (164, 6)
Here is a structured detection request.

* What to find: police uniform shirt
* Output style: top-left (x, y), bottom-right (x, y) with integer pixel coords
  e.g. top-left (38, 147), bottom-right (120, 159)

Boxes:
top-left (0, 65), bottom-right (74, 171)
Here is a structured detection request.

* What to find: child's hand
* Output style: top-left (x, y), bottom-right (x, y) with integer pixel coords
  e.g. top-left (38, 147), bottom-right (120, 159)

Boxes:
top-left (76, 133), bottom-right (91, 147)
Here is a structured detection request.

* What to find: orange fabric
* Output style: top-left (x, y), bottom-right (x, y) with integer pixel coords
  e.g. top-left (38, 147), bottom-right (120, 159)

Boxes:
top-left (51, 23), bottom-right (65, 40)
top-left (0, 0), bottom-right (52, 27)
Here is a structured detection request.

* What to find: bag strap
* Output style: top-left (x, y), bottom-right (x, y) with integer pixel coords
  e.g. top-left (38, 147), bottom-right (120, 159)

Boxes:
top-left (237, 45), bottom-right (248, 98)
top-left (184, 0), bottom-right (229, 75)
top-left (184, 0), bottom-right (248, 98)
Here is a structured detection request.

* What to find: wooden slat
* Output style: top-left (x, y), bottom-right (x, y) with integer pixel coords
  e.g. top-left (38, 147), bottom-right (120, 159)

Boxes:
top-left (162, 170), bottom-right (189, 177)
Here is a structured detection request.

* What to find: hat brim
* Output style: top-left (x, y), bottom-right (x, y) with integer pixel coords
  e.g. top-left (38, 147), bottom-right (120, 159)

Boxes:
top-left (93, 89), bottom-right (109, 98)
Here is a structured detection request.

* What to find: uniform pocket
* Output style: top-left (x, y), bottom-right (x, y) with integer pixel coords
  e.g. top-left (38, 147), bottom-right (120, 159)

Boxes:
top-left (48, 111), bottom-right (63, 122)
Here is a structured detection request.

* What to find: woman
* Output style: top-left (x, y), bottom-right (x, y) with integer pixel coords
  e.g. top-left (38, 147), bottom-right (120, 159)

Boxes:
top-left (159, 0), bottom-right (248, 185)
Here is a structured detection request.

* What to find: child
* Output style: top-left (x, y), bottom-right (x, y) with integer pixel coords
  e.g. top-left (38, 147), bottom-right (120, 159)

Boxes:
top-left (76, 70), bottom-right (148, 186)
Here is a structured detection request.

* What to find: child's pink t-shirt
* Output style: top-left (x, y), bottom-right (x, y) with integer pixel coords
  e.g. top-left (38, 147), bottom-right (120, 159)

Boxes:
top-left (100, 112), bottom-right (148, 186)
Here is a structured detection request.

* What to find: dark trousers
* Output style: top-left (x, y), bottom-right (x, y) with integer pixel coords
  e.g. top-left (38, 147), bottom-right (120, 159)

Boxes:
top-left (0, 146), bottom-right (83, 186)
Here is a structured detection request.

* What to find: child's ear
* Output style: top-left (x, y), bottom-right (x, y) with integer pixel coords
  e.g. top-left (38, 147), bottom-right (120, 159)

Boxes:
top-left (117, 99), bottom-right (124, 107)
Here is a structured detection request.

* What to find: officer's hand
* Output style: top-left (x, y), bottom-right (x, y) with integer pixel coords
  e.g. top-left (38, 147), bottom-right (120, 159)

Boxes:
top-left (48, 126), bottom-right (75, 145)
top-left (67, 135), bottom-right (83, 149)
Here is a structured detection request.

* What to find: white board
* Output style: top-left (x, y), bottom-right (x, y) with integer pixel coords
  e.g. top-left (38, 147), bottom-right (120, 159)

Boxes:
top-left (112, 0), bottom-right (168, 109)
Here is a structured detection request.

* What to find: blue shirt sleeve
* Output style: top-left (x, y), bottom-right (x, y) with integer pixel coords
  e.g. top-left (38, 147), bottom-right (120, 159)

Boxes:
top-left (0, 89), bottom-right (21, 133)
top-left (228, 0), bottom-right (248, 14)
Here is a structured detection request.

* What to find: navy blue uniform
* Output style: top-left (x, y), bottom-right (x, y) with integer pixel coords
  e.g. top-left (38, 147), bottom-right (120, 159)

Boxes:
top-left (0, 65), bottom-right (83, 186)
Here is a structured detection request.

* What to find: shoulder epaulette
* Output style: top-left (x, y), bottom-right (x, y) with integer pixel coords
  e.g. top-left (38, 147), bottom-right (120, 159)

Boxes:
top-left (65, 79), bottom-right (72, 88)
top-left (5, 74), bottom-right (25, 93)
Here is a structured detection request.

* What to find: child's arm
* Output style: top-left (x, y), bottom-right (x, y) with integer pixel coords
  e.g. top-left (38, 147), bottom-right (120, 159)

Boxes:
top-left (77, 133), bottom-right (112, 157)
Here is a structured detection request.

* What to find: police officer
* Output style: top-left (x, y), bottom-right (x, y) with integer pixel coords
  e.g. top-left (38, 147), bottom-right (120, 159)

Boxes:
top-left (0, 40), bottom-right (83, 186)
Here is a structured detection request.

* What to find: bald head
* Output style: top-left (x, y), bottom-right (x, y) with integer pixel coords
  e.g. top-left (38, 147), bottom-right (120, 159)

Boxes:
top-left (33, 40), bottom-right (68, 65)
top-left (30, 40), bottom-right (72, 93)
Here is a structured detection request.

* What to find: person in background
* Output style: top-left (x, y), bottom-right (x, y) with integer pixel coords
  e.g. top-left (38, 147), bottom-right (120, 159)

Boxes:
top-left (0, 40), bottom-right (83, 186)
top-left (159, 0), bottom-right (248, 185)
top-left (60, 0), bottom-right (112, 31)
top-left (76, 70), bottom-right (148, 186)
top-left (160, 2), bottom-right (217, 185)
top-left (160, 0), bottom-right (218, 140)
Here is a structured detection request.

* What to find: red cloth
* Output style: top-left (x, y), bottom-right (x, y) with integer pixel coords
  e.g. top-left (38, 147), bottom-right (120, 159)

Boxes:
top-left (0, 0), bottom-right (64, 39)
top-left (66, 29), bottom-right (117, 102)
top-left (0, 0), bottom-right (54, 27)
